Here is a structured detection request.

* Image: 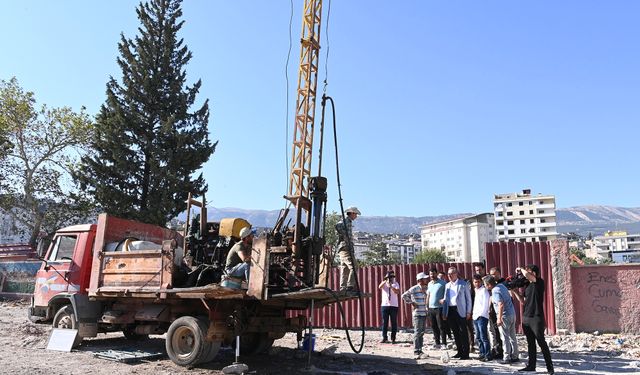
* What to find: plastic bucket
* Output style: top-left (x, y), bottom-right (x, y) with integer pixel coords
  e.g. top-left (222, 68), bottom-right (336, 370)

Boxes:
top-left (302, 333), bottom-right (316, 351)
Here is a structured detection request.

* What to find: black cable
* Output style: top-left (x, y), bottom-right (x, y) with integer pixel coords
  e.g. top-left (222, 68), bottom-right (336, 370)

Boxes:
top-left (323, 94), bottom-right (365, 354)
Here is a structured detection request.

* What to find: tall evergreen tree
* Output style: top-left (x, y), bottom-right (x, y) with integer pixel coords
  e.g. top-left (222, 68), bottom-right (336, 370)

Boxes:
top-left (78, 0), bottom-right (216, 225)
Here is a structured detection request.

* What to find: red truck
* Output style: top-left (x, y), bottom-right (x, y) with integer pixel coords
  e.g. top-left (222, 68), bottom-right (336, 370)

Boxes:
top-left (29, 213), bottom-right (341, 366)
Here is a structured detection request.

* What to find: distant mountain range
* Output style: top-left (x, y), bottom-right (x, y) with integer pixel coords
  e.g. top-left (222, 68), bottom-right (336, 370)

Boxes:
top-left (3, 205), bottom-right (640, 243)
top-left (187, 205), bottom-right (640, 236)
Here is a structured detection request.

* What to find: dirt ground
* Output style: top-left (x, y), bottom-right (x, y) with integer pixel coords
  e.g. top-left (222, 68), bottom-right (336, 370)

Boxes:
top-left (1, 299), bottom-right (639, 375)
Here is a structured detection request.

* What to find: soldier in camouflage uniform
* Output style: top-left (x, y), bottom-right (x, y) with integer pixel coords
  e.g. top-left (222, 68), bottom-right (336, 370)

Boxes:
top-left (336, 206), bottom-right (361, 291)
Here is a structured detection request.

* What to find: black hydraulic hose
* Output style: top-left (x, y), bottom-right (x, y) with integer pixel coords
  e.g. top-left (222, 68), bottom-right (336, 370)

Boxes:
top-left (324, 95), bottom-right (365, 354)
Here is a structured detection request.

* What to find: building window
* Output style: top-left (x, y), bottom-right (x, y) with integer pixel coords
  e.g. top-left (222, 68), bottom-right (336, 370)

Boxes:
top-left (521, 229), bottom-right (526, 234)
top-left (507, 220), bottom-right (514, 225)
top-left (538, 210), bottom-right (544, 214)
top-left (496, 220), bottom-right (503, 226)
top-left (497, 212), bottom-right (503, 217)
top-left (529, 201), bottom-right (532, 205)
top-left (520, 220), bottom-right (525, 224)
top-left (530, 219), bottom-right (534, 223)
top-left (507, 202), bottom-right (513, 207)
top-left (541, 219), bottom-right (546, 223)
top-left (498, 231), bottom-right (504, 235)
top-left (519, 201), bottom-right (524, 206)
top-left (507, 212), bottom-right (513, 216)
top-left (519, 210), bottom-right (525, 215)
top-left (508, 230), bottom-right (515, 235)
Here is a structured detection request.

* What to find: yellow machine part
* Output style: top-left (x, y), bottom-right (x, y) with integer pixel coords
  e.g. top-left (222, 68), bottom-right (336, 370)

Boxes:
top-left (219, 218), bottom-right (251, 239)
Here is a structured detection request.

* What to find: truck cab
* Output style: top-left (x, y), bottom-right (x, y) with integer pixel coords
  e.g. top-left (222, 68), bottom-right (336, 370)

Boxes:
top-left (30, 223), bottom-right (96, 322)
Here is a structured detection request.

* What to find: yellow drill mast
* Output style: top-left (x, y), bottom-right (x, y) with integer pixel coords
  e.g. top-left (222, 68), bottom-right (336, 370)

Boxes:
top-left (288, 0), bottom-right (322, 204)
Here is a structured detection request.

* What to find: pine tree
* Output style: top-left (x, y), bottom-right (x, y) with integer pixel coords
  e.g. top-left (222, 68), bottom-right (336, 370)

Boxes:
top-left (78, 0), bottom-right (216, 225)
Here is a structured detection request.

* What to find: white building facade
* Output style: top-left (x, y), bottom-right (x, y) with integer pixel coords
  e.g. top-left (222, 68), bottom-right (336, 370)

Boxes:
top-left (590, 231), bottom-right (640, 263)
top-left (493, 189), bottom-right (558, 243)
top-left (420, 213), bottom-right (495, 262)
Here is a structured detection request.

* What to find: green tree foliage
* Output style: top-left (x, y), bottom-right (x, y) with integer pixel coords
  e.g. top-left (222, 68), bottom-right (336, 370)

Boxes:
top-left (570, 247), bottom-right (597, 265)
top-left (413, 248), bottom-right (448, 264)
top-left (359, 241), bottom-right (401, 266)
top-left (0, 77), bottom-right (94, 246)
top-left (324, 211), bottom-right (340, 250)
top-left (77, 0), bottom-right (216, 226)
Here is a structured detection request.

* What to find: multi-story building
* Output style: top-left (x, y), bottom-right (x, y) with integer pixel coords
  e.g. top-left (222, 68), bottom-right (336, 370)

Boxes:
top-left (590, 231), bottom-right (640, 263)
top-left (420, 213), bottom-right (495, 262)
top-left (493, 189), bottom-right (558, 243)
top-left (386, 236), bottom-right (421, 264)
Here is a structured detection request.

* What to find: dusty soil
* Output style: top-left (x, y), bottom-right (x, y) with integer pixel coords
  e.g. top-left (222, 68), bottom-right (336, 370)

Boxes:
top-left (1, 299), bottom-right (639, 375)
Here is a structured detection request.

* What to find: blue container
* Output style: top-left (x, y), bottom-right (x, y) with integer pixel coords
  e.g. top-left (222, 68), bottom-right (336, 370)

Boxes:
top-left (302, 333), bottom-right (316, 351)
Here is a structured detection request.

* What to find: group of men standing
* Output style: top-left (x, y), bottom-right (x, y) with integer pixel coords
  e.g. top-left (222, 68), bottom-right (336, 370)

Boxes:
top-left (381, 264), bottom-right (554, 374)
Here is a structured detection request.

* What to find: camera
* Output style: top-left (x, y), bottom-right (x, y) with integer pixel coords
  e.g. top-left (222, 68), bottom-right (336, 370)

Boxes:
top-left (504, 268), bottom-right (529, 290)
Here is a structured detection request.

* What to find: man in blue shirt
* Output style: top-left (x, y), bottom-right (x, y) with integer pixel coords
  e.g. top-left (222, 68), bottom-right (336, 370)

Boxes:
top-left (425, 267), bottom-right (447, 349)
top-left (483, 275), bottom-right (519, 364)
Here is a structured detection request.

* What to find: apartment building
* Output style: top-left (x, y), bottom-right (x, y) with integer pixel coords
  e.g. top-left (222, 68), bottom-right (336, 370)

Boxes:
top-left (420, 213), bottom-right (495, 262)
top-left (493, 189), bottom-right (558, 242)
top-left (386, 236), bottom-right (421, 264)
top-left (590, 231), bottom-right (640, 263)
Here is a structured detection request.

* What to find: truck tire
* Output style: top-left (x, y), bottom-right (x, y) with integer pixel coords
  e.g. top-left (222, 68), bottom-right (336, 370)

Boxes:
top-left (197, 316), bottom-right (221, 364)
top-left (52, 305), bottom-right (82, 347)
top-left (166, 316), bottom-right (211, 366)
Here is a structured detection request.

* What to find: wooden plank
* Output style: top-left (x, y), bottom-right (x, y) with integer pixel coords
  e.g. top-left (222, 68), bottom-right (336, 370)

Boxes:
top-left (247, 235), bottom-right (269, 300)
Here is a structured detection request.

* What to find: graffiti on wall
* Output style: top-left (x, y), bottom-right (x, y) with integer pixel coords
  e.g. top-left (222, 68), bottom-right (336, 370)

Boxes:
top-left (586, 271), bottom-right (640, 315)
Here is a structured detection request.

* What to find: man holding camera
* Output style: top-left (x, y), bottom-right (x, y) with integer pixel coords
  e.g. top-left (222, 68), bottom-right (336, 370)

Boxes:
top-left (379, 270), bottom-right (400, 344)
top-left (510, 265), bottom-right (555, 374)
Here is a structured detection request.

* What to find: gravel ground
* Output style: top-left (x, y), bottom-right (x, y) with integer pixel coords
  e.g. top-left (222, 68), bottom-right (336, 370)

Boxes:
top-left (1, 299), bottom-right (639, 374)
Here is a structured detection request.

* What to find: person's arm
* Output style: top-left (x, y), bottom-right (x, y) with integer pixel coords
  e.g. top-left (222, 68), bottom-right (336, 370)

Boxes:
top-left (497, 301), bottom-right (504, 326)
top-left (401, 287), bottom-right (416, 307)
top-left (464, 283), bottom-right (472, 320)
top-left (510, 289), bottom-right (524, 304)
top-left (379, 280), bottom-right (387, 289)
top-left (391, 282), bottom-right (400, 294)
top-left (518, 266), bottom-right (537, 283)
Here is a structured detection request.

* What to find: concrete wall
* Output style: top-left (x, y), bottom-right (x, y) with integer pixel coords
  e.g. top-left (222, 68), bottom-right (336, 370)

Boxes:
top-left (571, 264), bottom-right (640, 334)
top-left (551, 240), bottom-right (575, 333)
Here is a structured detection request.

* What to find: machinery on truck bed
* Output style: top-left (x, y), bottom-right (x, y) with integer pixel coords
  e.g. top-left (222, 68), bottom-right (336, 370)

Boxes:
top-left (28, 0), bottom-right (355, 367)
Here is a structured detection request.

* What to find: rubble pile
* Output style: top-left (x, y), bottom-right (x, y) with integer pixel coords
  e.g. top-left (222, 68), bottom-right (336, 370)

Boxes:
top-left (548, 332), bottom-right (640, 359)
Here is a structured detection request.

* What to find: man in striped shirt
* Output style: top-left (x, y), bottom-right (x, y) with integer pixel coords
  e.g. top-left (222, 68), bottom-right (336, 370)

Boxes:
top-left (402, 272), bottom-right (429, 358)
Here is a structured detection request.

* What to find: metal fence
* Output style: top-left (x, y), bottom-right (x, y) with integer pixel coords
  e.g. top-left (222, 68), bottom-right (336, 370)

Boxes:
top-left (485, 241), bottom-right (556, 334)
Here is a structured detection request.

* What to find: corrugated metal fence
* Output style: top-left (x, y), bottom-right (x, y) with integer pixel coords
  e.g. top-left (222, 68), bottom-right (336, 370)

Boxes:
top-left (485, 241), bottom-right (556, 334)
top-left (302, 241), bottom-right (555, 334)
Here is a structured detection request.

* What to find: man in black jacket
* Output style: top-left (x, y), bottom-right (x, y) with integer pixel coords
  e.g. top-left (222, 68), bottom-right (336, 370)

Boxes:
top-left (510, 264), bottom-right (554, 375)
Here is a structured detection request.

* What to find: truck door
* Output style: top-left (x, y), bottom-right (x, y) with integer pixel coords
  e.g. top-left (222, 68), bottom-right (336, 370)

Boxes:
top-left (33, 233), bottom-right (82, 307)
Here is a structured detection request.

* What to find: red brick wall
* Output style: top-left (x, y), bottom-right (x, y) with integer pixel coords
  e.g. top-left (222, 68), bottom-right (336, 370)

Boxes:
top-left (571, 265), bottom-right (640, 334)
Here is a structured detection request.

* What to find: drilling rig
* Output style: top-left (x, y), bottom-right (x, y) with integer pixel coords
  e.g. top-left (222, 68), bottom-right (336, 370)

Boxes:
top-left (181, 0), bottom-right (332, 296)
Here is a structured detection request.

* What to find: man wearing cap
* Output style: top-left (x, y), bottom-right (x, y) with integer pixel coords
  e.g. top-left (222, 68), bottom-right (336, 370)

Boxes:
top-left (336, 206), bottom-right (361, 291)
top-left (225, 226), bottom-right (254, 282)
top-left (510, 265), bottom-right (554, 374)
top-left (401, 272), bottom-right (429, 358)
top-left (378, 270), bottom-right (400, 344)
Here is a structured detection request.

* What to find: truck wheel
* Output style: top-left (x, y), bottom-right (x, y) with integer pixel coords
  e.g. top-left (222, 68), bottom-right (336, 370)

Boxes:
top-left (166, 316), bottom-right (210, 367)
top-left (53, 305), bottom-right (82, 347)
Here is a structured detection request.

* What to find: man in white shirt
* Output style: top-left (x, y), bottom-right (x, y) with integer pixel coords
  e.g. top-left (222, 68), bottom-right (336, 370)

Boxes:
top-left (378, 270), bottom-right (400, 343)
top-left (472, 274), bottom-right (491, 361)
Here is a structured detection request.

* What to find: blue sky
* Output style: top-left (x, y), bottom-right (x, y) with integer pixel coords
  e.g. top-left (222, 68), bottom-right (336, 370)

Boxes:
top-left (1, 1), bottom-right (639, 216)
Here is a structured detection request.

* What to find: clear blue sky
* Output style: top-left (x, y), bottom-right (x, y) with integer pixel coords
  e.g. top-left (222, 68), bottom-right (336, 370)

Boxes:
top-left (2, 1), bottom-right (639, 216)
